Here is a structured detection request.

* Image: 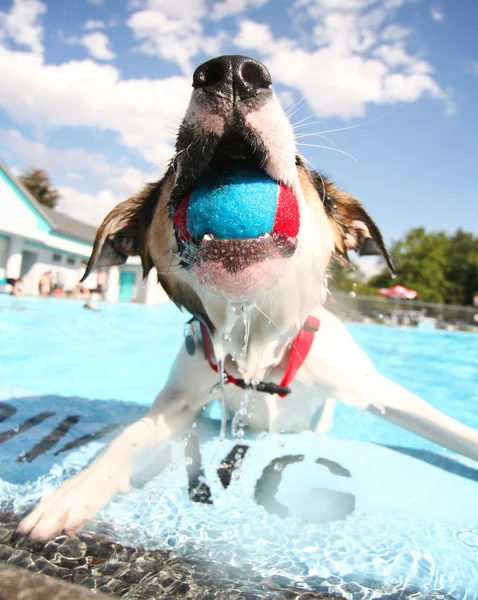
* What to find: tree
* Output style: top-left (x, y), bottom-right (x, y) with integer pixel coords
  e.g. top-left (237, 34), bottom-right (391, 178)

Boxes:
top-left (328, 259), bottom-right (375, 295)
top-left (445, 229), bottom-right (478, 305)
top-left (368, 227), bottom-right (478, 305)
top-left (19, 167), bottom-right (60, 209)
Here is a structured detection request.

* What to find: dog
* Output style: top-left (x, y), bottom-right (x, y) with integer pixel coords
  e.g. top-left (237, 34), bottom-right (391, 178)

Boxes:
top-left (19, 55), bottom-right (478, 541)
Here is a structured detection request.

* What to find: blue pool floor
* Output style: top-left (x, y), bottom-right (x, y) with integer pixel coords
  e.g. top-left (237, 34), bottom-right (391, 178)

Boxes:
top-left (1, 295), bottom-right (478, 598)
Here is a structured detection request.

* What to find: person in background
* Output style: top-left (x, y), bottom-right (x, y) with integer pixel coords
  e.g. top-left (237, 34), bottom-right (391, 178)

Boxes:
top-left (0, 277), bottom-right (23, 298)
top-left (9, 277), bottom-right (23, 298)
top-left (54, 270), bottom-right (67, 297)
top-left (94, 268), bottom-right (108, 300)
top-left (38, 271), bottom-right (52, 296)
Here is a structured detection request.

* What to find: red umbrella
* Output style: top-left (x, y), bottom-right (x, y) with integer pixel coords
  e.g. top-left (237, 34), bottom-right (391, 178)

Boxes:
top-left (379, 284), bottom-right (418, 300)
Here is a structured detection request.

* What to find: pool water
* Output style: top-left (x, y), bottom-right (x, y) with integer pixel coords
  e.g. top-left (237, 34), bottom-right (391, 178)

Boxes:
top-left (1, 295), bottom-right (478, 598)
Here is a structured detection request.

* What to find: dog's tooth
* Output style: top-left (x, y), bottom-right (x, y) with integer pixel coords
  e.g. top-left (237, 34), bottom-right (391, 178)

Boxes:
top-left (260, 232), bottom-right (271, 239)
top-left (203, 234), bottom-right (214, 242)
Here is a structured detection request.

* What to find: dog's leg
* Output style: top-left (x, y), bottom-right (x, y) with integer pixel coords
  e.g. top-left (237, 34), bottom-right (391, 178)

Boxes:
top-left (18, 344), bottom-right (217, 541)
top-left (306, 307), bottom-right (478, 462)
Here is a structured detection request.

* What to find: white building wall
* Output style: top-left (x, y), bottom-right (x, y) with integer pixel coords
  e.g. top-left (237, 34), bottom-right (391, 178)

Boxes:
top-left (5, 235), bottom-right (24, 279)
top-left (0, 237), bottom-right (7, 280)
top-left (20, 244), bottom-right (86, 296)
top-left (0, 166), bottom-right (149, 302)
top-left (0, 172), bottom-right (49, 242)
top-left (135, 268), bottom-right (169, 305)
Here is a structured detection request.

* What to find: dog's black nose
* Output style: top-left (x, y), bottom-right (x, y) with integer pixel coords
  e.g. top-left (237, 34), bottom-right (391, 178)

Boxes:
top-left (192, 55), bottom-right (272, 100)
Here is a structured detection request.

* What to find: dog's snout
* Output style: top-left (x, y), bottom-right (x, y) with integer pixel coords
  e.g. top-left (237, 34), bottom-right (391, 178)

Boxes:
top-left (192, 55), bottom-right (272, 101)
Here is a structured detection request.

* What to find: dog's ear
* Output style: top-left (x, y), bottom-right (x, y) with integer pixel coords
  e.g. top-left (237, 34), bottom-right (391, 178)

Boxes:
top-left (82, 181), bottom-right (162, 281)
top-left (313, 173), bottom-right (395, 276)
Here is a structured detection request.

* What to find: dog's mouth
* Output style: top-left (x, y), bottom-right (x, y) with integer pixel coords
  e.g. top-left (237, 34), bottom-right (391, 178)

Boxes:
top-left (170, 129), bottom-right (299, 290)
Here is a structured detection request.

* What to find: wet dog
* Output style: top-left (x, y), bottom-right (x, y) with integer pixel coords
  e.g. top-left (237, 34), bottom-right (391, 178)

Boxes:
top-left (19, 55), bottom-right (478, 540)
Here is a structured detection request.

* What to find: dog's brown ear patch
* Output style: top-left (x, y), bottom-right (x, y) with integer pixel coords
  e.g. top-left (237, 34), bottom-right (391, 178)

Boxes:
top-left (312, 173), bottom-right (395, 276)
top-left (82, 180), bottom-right (163, 281)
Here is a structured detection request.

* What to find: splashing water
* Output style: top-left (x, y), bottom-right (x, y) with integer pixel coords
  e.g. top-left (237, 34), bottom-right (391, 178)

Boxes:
top-left (240, 305), bottom-right (252, 359)
top-left (218, 356), bottom-right (227, 441)
top-left (231, 388), bottom-right (251, 439)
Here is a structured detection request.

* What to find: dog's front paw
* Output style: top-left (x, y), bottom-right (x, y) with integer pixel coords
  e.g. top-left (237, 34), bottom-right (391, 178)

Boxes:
top-left (17, 467), bottom-right (130, 541)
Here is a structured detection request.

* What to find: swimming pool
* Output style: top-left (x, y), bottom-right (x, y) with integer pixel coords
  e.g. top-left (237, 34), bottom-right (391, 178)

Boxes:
top-left (1, 295), bottom-right (477, 598)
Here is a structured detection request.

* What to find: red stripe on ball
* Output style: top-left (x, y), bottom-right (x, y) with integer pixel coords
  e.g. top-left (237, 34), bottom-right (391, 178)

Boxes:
top-left (173, 195), bottom-right (191, 241)
top-left (273, 185), bottom-right (300, 237)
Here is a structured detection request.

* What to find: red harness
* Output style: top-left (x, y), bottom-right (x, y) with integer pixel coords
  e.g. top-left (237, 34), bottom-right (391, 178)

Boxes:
top-left (199, 316), bottom-right (320, 397)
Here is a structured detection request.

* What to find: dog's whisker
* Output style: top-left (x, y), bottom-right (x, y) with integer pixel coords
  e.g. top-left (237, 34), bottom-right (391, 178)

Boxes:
top-left (284, 98), bottom-right (305, 117)
top-left (285, 99), bottom-right (307, 120)
top-left (311, 104), bottom-right (403, 136)
top-left (253, 303), bottom-right (287, 338)
top-left (296, 143), bottom-right (359, 163)
top-left (292, 113), bottom-right (324, 128)
top-left (293, 119), bottom-right (327, 130)
top-left (295, 133), bottom-right (344, 152)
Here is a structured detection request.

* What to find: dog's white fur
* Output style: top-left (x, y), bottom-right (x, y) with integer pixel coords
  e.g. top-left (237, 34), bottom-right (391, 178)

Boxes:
top-left (19, 59), bottom-right (478, 541)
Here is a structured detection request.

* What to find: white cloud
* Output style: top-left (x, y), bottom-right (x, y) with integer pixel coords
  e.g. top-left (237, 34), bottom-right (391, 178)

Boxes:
top-left (127, 0), bottom-right (224, 74)
top-left (210, 0), bottom-right (268, 21)
top-left (0, 47), bottom-right (190, 163)
top-left (139, 0), bottom-right (207, 19)
top-left (81, 31), bottom-right (115, 60)
top-left (234, 2), bottom-right (454, 119)
top-left (429, 7), bottom-right (444, 22)
top-left (0, 0), bottom-right (46, 54)
top-left (1, 129), bottom-right (159, 199)
top-left (1, 128), bottom-right (165, 225)
top-left (57, 187), bottom-right (117, 227)
top-left (84, 19), bottom-right (105, 30)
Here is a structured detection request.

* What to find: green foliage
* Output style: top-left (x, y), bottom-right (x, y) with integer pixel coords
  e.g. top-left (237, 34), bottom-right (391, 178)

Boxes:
top-left (368, 227), bottom-right (478, 305)
top-left (19, 167), bottom-right (60, 209)
top-left (328, 260), bottom-right (373, 295)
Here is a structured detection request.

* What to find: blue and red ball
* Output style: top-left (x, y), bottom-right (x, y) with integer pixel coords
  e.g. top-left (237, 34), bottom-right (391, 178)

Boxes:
top-left (173, 167), bottom-right (299, 242)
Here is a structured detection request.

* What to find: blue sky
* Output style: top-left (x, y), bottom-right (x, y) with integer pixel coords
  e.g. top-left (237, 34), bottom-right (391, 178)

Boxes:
top-left (0, 0), bottom-right (477, 256)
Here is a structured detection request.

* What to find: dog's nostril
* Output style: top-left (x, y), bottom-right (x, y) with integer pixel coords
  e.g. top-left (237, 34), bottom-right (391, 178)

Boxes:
top-left (193, 61), bottom-right (225, 89)
top-left (241, 61), bottom-right (272, 89)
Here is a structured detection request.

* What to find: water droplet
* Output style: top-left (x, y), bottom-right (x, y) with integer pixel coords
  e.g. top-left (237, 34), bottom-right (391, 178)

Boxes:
top-left (251, 378), bottom-right (260, 389)
top-left (185, 457), bottom-right (193, 466)
top-left (273, 462), bottom-right (283, 471)
top-left (231, 303), bottom-right (243, 315)
top-left (378, 313), bottom-right (384, 319)
top-left (236, 429), bottom-right (244, 439)
top-left (349, 291), bottom-right (356, 299)
top-left (192, 422), bottom-right (197, 429)
top-left (13, 424), bottom-right (19, 433)
top-left (352, 282), bottom-right (357, 288)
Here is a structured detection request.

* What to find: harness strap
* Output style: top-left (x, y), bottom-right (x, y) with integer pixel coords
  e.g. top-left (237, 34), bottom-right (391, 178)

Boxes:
top-left (198, 315), bottom-right (320, 397)
top-left (277, 315), bottom-right (320, 397)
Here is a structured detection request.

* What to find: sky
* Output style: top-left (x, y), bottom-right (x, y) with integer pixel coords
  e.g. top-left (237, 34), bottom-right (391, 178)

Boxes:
top-left (0, 0), bottom-right (477, 263)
